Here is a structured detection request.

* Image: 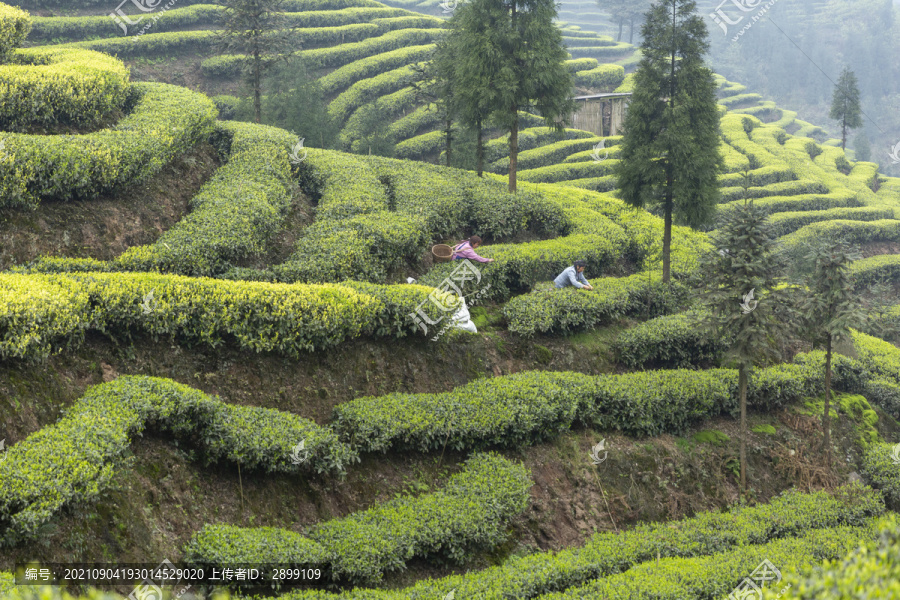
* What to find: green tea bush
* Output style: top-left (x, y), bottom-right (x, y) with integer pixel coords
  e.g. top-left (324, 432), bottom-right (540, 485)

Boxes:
top-left (613, 311), bottom-right (725, 369)
top-left (764, 516), bottom-right (900, 599)
top-left (185, 524), bottom-right (329, 568)
top-left (70, 272), bottom-right (381, 356)
top-left (318, 44), bottom-right (434, 95)
top-left (187, 453), bottom-right (531, 583)
top-left (202, 28), bottom-right (443, 78)
top-left (851, 254), bottom-right (900, 288)
top-left (276, 485), bottom-right (883, 600)
top-left (716, 190), bottom-right (861, 222)
top-left (719, 179), bottom-right (829, 203)
top-left (0, 376), bottom-right (356, 545)
top-left (115, 120), bottom-right (295, 276)
top-left (564, 57), bottom-right (598, 72)
top-left (503, 273), bottom-right (686, 336)
top-left (0, 82), bottom-right (216, 208)
top-left (482, 127), bottom-right (595, 163)
top-left (393, 129), bottom-right (444, 159)
top-left (0, 2), bottom-right (29, 59)
top-left (768, 206), bottom-right (893, 238)
top-left (717, 165), bottom-right (795, 188)
top-left (0, 47), bottom-right (128, 131)
top-left (327, 64), bottom-right (416, 122)
top-left (860, 444), bottom-right (900, 509)
top-left (490, 137), bottom-right (608, 172)
top-left (0, 273), bottom-right (90, 360)
top-left (779, 219), bottom-right (900, 264)
top-left (573, 64), bottom-right (624, 89)
top-left (516, 159), bottom-right (618, 183)
top-left (333, 371), bottom-right (596, 452)
top-left (541, 523), bottom-right (878, 599)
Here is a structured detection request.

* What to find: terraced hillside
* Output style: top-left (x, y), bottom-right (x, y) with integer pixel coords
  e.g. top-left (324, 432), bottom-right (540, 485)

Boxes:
top-left (1, 1), bottom-right (900, 599)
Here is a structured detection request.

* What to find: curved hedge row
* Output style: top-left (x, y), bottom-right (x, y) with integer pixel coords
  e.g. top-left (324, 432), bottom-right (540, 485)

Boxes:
top-left (539, 522), bottom-right (880, 600)
top-left (0, 46), bottom-right (129, 131)
top-left (202, 28), bottom-right (444, 78)
top-left (326, 64), bottom-right (416, 122)
top-left (769, 206), bottom-right (894, 238)
top-left (573, 63), bottom-right (624, 89)
top-left (719, 179), bottom-right (829, 203)
top-left (115, 120), bottom-right (295, 276)
top-left (0, 82), bottom-right (216, 208)
top-left (0, 376), bottom-right (356, 546)
top-left (0, 269), bottom-right (460, 360)
top-left (186, 452), bottom-right (531, 583)
top-left (503, 273), bottom-right (684, 336)
top-left (850, 254), bottom-right (900, 289)
top-left (779, 219), bottom-right (900, 263)
top-left (613, 311), bottom-right (725, 369)
top-left (274, 485), bottom-right (884, 600)
top-left (318, 44), bottom-right (434, 95)
top-left (272, 150), bottom-right (570, 284)
top-left (329, 354), bottom-right (853, 454)
top-left (763, 516), bottom-right (900, 600)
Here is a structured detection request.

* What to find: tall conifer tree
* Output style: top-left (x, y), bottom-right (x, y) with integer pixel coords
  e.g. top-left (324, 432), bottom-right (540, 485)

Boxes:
top-left (615, 0), bottom-right (723, 283)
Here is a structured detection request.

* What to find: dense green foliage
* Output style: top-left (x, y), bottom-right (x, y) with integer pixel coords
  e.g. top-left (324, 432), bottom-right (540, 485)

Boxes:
top-left (186, 453), bottom-right (531, 583)
top-left (0, 376), bottom-right (355, 545)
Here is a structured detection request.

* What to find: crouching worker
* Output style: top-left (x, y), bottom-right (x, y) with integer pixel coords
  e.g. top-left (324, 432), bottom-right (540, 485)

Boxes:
top-left (452, 235), bottom-right (494, 263)
top-left (554, 260), bottom-right (593, 290)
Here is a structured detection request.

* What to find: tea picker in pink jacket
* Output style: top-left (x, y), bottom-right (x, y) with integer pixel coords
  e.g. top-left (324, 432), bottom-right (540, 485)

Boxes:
top-left (452, 235), bottom-right (494, 263)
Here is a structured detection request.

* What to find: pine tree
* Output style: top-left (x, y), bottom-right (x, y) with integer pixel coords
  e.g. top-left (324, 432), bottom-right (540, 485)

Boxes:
top-left (615, 0), bottom-right (723, 283)
top-left (701, 201), bottom-right (798, 497)
top-left (596, 0), bottom-right (653, 43)
top-left (829, 67), bottom-right (863, 151)
top-left (800, 242), bottom-right (865, 469)
top-left (216, 0), bottom-right (294, 124)
top-left (447, 0), bottom-right (575, 192)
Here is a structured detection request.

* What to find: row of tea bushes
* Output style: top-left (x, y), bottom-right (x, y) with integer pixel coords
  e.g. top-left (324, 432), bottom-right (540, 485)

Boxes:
top-left (2, 47), bottom-right (129, 131)
top-left (273, 485), bottom-right (884, 599)
top-left (0, 270), bottom-right (457, 360)
top-left (779, 218), bottom-right (900, 263)
top-left (0, 82), bottom-right (216, 208)
top-left (761, 515), bottom-right (900, 599)
top-left (115, 120), bottom-right (296, 276)
top-left (538, 521), bottom-right (882, 599)
top-left (0, 376), bottom-right (355, 545)
top-left (185, 452), bottom-right (531, 583)
top-left (330, 356), bottom-right (857, 453)
top-left (768, 206), bottom-right (894, 238)
top-left (613, 311), bottom-right (726, 369)
top-left (0, 2), bottom-right (29, 58)
top-left (201, 28), bottom-right (444, 79)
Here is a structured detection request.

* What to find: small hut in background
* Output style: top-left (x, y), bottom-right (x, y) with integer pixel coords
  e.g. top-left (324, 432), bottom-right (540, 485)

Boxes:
top-left (570, 92), bottom-right (632, 136)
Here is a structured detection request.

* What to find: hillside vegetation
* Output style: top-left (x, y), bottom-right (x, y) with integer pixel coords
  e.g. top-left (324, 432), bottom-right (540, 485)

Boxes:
top-left (0, 1), bottom-right (899, 599)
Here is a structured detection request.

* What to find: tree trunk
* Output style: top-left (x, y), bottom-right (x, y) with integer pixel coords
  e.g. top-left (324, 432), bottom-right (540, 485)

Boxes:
top-left (445, 116), bottom-right (452, 167)
top-left (662, 0), bottom-right (676, 284)
top-left (824, 333), bottom-right (833, 468)
top-left (662, 198), bottom-right (672, 283)
top-left (616, 19), bottom-right (623, 42)
top-left (739, 365), bottom-right (748, 497)
top-left (508, 108), bottom-right (518, 193)
top-left (476, 117), bottom-right (484, 177)
top-left (253, 48), bottom-right (262, 124)
top-left (628, 17), bottom-right (635, 43)
top-left (841, 119), bottom-right (847, 151)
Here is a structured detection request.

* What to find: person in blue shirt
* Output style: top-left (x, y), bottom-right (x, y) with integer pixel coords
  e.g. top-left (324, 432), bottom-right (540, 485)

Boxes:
top-left (554, 260), bottom-right (593, 290)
